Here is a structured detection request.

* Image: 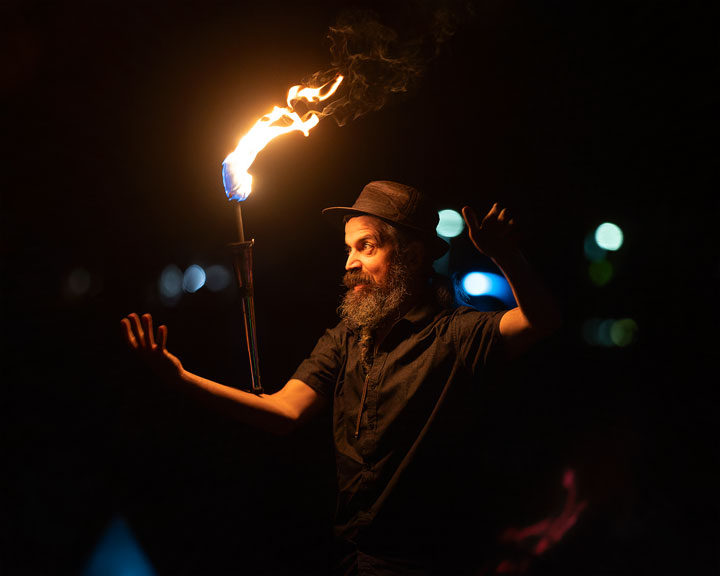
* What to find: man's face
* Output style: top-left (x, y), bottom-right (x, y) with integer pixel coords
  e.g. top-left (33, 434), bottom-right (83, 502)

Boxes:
top-left (343, 215), bottom-right (394, 289)
top-left (339, 215), bottom-right (411, 330)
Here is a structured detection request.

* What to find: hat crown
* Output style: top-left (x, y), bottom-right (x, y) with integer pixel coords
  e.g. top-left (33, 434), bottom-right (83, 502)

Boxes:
top-left (321, 180), bottom-right (448, 260)
top-left (350, 180), bottom-right (438, 232)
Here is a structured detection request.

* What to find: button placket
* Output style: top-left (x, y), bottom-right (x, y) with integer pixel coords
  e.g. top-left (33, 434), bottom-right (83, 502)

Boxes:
top-left (353, 350), bottom-right (388, 447)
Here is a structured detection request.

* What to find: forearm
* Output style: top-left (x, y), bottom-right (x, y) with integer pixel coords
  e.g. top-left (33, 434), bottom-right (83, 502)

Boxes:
top-left (177, 370), bottom-right (300, 435)
top-left (492, 248), bottom-right (562, 338)
top-left (461, 204), bottom-right (561, 356)
top-left (120, 313), bottom-right (317, 433)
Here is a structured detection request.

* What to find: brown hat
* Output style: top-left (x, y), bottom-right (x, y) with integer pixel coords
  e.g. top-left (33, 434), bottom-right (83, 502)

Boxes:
top-left (322, 180), bottom-right (449, 260)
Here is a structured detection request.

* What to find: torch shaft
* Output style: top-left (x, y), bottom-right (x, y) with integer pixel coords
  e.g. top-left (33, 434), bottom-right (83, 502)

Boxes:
top-left (229, 239), bottom-right (263, 394)
top-left (236, 203), bottom-right (245, 243)
top-left (241, 292), bottom-right (262, 393)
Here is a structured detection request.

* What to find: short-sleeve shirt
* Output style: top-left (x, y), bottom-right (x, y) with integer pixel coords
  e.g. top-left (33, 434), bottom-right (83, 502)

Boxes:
top-left (292, 300), bottom-right (505, 559)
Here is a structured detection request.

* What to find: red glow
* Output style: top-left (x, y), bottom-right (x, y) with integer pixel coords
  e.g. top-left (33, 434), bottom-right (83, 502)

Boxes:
top-left (493, 468), bottom-right (587, 574)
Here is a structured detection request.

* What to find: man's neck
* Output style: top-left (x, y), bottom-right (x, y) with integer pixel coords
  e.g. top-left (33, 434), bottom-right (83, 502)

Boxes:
top-left (372, 291), bottom-right (422, 347)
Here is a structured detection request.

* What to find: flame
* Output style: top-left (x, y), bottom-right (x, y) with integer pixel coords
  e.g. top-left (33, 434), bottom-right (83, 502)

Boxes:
top-left (222, 74), bottom-right (344, 202)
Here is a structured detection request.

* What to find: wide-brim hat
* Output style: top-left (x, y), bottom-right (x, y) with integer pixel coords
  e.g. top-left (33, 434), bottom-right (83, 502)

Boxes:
top-left (322, 180), bottom-right (449, 260)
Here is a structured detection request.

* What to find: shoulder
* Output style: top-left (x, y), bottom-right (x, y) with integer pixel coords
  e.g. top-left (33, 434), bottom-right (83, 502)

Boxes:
top-left (292, 320), bottom-right (349, 398)
top-left (442, 305), bottom-right (506, 340)
top-left (306, 319), bottom-right (351, 359)
top-left (405, 305), bottom-right (503, 345)
top-left (321, 319), bottom-right (350, 345)
top-left (442, 305), bottom-right (506, 327)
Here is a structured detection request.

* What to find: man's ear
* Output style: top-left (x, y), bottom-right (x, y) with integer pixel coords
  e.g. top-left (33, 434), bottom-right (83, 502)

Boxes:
top-left (406, 241), bottom-right (426, 272)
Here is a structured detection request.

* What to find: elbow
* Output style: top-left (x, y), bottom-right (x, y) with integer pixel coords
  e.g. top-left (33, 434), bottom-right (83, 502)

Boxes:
top-left (271, 413), bottom-right (301, 436)
top-left (265, 402), bottom-right (307, 436)
top-left (236, 396), bottom-right (303, 437)
top-left (499, 304), bottom-right (563, 360)
top-left (260, 382), bottom-right (324, 436)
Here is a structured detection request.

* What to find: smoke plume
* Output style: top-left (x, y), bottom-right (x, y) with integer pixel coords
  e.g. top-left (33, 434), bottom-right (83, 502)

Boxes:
top-left (306, 3), bottom-right (473, 126)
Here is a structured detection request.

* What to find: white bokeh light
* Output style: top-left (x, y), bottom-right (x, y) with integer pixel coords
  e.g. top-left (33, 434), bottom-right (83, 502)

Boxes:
top-left (594, 222), bottom-right (624, 251)
top-left (436, 209), bottom-right (465, 238)
top-left (462, 272), bottom-right (493, 296)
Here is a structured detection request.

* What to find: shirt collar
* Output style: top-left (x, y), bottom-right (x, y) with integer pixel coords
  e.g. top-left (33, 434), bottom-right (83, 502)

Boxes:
top-left (400, 300), bottom-right (437, 326)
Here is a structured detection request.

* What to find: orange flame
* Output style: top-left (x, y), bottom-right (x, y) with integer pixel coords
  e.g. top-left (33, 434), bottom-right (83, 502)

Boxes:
top-left (222, 75), bottom-right (343, 201)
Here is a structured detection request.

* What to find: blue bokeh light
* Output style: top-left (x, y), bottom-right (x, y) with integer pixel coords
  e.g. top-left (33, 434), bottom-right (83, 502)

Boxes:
top-left (82, 516), bottom-right (156, 576)
top-left (460, 271), bottom-right (515, 305)
top-left (462, 272), bottom-right (492, 296)
top-left (159, 265), bottom-right (183, 300)
top-left (206, 264), bottom-right (233, 292)
top-left (183, 265), bottom-right (206, 293)
top-left (583, 233), bottom-right (607, 262)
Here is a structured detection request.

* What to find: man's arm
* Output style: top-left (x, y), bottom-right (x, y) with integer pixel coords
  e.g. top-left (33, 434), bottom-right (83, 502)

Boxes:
top-left (120, 313), bottom-right (326, 435)
top-left (462, 204), bottom-right (562, 359)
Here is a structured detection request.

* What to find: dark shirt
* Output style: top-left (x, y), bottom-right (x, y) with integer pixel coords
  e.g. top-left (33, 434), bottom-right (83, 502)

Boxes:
top-left (292, 300), bottom-right (505, 565)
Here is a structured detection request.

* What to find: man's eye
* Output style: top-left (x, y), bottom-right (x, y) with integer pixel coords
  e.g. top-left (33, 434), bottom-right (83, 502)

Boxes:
top-left (362, 242), bottom-right (374, 251)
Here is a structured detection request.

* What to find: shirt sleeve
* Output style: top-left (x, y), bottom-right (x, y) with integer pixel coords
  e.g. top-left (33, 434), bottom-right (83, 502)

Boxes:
top-left (451, 307), bottom-right (506, 374)
top-left (291, 322), bottom-right (347, 398)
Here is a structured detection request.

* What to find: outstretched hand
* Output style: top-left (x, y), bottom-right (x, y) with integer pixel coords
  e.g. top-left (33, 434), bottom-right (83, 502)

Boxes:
top-left (462, 203), bottom-right (517, 260)
top-left (120, 313), bottom-right (184, 385)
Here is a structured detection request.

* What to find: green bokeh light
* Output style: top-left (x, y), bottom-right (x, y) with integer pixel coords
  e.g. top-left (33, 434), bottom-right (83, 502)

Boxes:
top-left (582, 317), bottom-right (638, 347)
top-left (588, 260), bottom-right (613, 286)
top-left (610, 318), bottom-right (639, 347)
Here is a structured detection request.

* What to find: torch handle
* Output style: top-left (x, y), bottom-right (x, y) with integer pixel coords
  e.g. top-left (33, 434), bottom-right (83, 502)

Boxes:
top-left (241, 292), bottom-right (263, 393)
top-left (229, 239), bottom-right (263, 394)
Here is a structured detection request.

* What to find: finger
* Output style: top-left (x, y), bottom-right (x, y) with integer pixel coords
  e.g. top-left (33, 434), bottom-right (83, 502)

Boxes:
top-left (481, 203), bottom-right (500, 226)
top-left (120, 318), bottom-right (138, 349)
top-left (128, 313), bottom-right (145, 347)
top-left (497, 207), bottom-right (508, 222)
top-left (142, 314), bottom-right (155, 349)
top-left (157, 325), bottom-right (168, 350)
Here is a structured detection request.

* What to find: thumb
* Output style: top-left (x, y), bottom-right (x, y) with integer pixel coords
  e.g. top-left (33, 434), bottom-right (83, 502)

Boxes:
top-left (462, 206), bottom-right (480, 231)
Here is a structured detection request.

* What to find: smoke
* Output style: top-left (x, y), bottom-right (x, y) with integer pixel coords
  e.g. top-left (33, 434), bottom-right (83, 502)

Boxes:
top-left (305, 3), bottom-right (474, 126)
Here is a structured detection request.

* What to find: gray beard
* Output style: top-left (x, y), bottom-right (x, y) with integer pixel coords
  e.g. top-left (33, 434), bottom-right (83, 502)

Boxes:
top-left (338, 262), bottom-right (411, 332)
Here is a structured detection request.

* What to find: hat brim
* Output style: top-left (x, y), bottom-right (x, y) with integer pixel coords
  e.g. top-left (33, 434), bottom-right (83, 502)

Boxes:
top-left (322, 206), bottom-right (449, 260)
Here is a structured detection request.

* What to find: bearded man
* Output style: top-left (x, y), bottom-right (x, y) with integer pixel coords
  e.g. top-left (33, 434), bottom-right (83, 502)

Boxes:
top-left (121, 180), bottom-right (562, 575)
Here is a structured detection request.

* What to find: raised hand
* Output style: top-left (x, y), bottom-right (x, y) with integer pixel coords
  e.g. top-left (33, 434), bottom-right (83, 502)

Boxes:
top-left (462, 203), bottom-right (517, 260)
top-left (120, 313), bottom-right (184, 385)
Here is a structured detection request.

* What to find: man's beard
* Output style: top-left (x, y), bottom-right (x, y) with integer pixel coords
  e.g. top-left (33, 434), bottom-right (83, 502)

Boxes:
top-left (338, 261), bottom-right (411, 331)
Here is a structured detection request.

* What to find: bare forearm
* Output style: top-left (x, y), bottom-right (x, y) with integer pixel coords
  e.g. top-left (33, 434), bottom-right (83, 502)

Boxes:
top-left (121, 313), bottom-right (320, 433)
top-left (492, 248), bottom-right (562, 338)
top-left (461, 204), bottom-right (561, 356)
top-left (177, 370), bottom-right (299, 435)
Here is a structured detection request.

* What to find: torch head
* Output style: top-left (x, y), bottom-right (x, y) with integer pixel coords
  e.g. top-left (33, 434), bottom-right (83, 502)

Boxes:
top-left (222, 155), bottom-right (252, 202)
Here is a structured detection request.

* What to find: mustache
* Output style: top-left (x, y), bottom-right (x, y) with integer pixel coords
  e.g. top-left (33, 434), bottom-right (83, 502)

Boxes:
top-left (343, 270), bottom-right (375, 289)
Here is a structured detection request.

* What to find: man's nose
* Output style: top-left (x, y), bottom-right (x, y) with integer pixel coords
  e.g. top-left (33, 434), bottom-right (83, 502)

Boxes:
top-left (345, 250), bottom-right (361, 271)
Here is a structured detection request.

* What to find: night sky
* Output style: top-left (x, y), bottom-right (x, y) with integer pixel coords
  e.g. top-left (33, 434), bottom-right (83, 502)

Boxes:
top-left (3, 1), bottom-right (717, 574)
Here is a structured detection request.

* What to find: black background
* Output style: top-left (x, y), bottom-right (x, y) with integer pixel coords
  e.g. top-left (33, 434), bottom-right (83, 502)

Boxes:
top-left (3, 0), bottom-right (717, 574)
